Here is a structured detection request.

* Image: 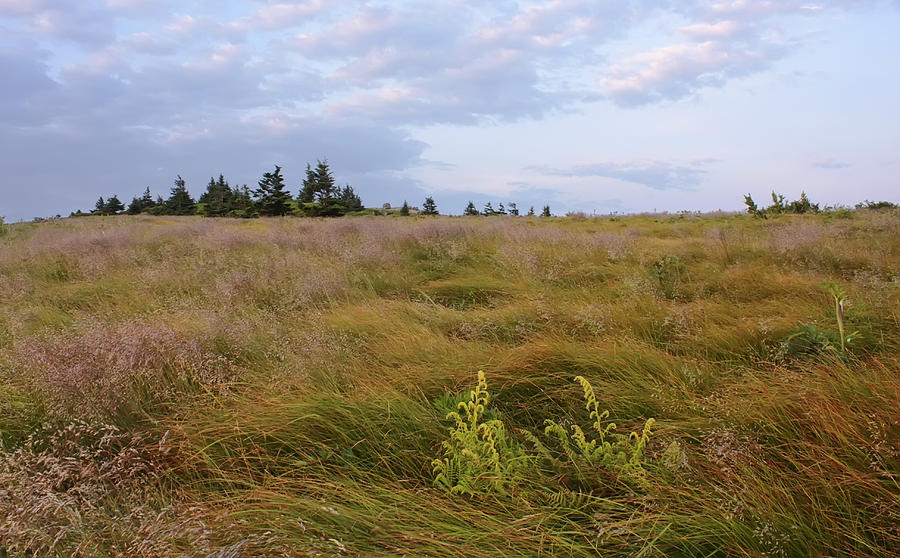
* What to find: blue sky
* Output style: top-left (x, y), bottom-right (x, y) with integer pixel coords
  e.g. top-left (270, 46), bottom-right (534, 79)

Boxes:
top-left (1, 0), bottom-right (898, 220)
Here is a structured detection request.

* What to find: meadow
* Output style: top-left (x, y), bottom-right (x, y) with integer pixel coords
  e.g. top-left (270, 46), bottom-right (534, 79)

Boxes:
top-left (0, 210), bottom-right (897, 556)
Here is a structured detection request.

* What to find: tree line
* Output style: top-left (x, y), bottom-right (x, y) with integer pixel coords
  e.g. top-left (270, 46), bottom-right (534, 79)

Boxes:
top-left (80, 160), bottom-right (364, 218)
top-left (75, 159), bottom-right (558, 219)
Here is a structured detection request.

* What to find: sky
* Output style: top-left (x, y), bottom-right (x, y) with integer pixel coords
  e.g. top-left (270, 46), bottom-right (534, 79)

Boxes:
top-left (1, 0), bottom-right (898, 221)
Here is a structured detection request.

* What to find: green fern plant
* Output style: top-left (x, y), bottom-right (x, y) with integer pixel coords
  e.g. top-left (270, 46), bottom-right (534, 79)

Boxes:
top-left (788, 283), bottom-right (860, 356)
top-left (432, 371), bottom-right (528, 495)
top-left (529, 376), bottom-right (655, 489)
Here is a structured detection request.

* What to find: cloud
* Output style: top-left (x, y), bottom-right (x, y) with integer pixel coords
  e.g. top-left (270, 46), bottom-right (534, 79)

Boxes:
top-left (528, 161), bottom-right (710, 190)
top-left (812, 157), bottom-right (850, 169)
top-left (0, 0), bottom-right (895, 220)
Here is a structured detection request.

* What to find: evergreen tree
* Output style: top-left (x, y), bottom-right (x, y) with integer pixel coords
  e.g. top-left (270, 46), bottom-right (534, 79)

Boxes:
top-left (541, 205), bottom-right (551, 217)
top-left (229, 185), bottom-right (256, 218)
top-left (94, 197), bottom-right (106, 215)
top-left (527, 206), bottom-right (535, 216)
top-left (297, 163), bottom-right (316, 204)
top-left (400, 200), bottom-right (410, 216)
top-left (127, 196), bottom-right (143, 215)
top-left (496, 202), bottom-right (507, 215)
top-left (127, 187), bottom-right (156, 214)
top-left (201, 174), bottom-right (233, 217)
top-left (744, 194), bottom-right (759, 216)
top-left (508, 202), bottom-right (519, 216)
top-left (254, 165), bottom-right (291, 216)
top-left (787, 191), bottom-right (819, 214)
top-left (422, 196), bottom-right (438, 215)
top-left (464, 201), bottom-right (479, 215)
top-left (141, 187), bottom-right (155, 209)
top-left (313, 160), bottom-right (337, 206)
top-left (769, 191), bottom-right (786, 214)
top-left (105, 195), bottom-right (125, 214)
top-left (164, 175), bottom-right (197, 215)
top-left (338, 185), bottom-right (364, 212)
top-left (482, 201), bottom-right (495, 216)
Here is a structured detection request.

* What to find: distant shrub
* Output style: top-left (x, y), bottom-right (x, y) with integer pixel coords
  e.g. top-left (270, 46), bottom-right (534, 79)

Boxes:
top-left (649, 254), bottom-right (683, 299)
top-left (855, 200), bottom-right (897, 210)
top-left (744, 191), bottom-right (819, 218)
top-left (0, 216), bottom-right (6, 236)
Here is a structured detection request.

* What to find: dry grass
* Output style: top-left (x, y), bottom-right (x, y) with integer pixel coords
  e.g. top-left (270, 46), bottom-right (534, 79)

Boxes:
top-left (1, 210), bottom-right (898, 556)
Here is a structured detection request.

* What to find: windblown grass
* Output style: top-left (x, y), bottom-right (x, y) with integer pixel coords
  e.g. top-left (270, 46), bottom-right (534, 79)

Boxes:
top-left (1, 211), bottom-right (898, 556)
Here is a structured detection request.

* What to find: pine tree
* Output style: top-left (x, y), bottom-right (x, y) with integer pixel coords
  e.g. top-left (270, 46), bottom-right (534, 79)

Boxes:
top-left (105, 195), bottom-right (125, 214)
top-left (744, 194), bottom-right (759, 216)
top-left (141, 187), bottom-right (155, 208)
top-left (94, 197), bottom-right (106, 215)
top-left (482, 201), bottom-right (495, 216)
top-left (127, 196), bottom-right (143, 215)
top-left (422, 196), bottom-right (438, 215)
top-left (229, 185), bottom-right (256, 218)
top-left (541, 205), bottom-right (551, 217)
top-left (400, 200), bottom-right (410, 216)
top-left (496, 202), bottom-right (507, 215)
top-left (254, 165), bottom-right (291, 216)
top-left (313, 160), bottom-right (337, 206)
top-left (127, 187), bottom-right (155, 214)
top-left (508, 202), bottom-right (519, 216)
top-left (464, 201), bottom-right (479, 215)
top-left (338, 185), bottom-right (364, 212)
top-left (201, 174), bottom-right (233, 217)
top-left (527, 206), bottom-right (535, 216)
top-left (297, 163), bottom-right (316, 204)
top-left (164, 175), bottom-right (197, 215)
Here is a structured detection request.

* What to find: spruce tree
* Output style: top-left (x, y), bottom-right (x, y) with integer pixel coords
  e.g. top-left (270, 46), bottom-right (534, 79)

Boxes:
top-left (527, 206), bottom-right (535, 216)
top-left (541, 205), bottom-right (551, 217)
top-left (201, 174), bottom-right (233, 217)
top-left (464, 201), bottom-right (479, 215)
top-left (94, 197), bottom-right (105, 215)
top-left (297, 163), bottom-right (316, 204)
top-left (496, 202), bottom-right (507, 215)
top-left (313, 160), bottom-right (337, 205)
top-left (255, 165), bottom-right (291, 216)
top-left (422, 196), bottom-right (438, 215)
top-left (400, 200), bottom-right (410, 216)
top-left (127, 196), bottom-right (143, 215)
top-left (338, 185), bottom-right (364, 212)
top-left (164, 175), bottom-right (197, 215)
top-left (230, 185), bottom-right (256, 218)
top-left (482, 201), bottom-right (495, 216)
top-left (105, 195), bottom-right (125, 214)
top-left (508, 202), bottom-right (519, 216)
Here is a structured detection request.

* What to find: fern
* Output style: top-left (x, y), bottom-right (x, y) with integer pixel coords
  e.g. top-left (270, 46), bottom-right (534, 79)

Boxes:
top-left (432, 371), bottom-right (528, 495)
top-left (536, 376), bottom-right (655, 489)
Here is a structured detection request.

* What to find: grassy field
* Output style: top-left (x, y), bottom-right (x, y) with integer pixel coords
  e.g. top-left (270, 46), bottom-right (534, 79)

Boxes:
top-left (1, 211), bottom-right (897, 556)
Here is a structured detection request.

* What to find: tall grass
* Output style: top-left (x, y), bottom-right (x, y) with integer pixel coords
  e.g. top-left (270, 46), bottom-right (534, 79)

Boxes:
top-left (1, 211), bottom-right (898, 556)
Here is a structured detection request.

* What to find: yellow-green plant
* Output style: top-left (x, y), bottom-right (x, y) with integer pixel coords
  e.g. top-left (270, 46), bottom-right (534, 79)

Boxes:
top-left (432, 371), bottom-right (528, 495)
top-left (528, 376), bottom-right (655, 488)
top-left (824, 282), bottom-right (861, 353)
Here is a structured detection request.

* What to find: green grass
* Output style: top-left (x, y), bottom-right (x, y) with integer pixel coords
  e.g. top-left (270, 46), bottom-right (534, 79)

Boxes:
top-left (0, 211), bottom-right (898, 556)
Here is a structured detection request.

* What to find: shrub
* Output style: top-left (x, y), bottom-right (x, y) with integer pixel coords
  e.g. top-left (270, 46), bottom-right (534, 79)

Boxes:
top-left (649, 254), bottom-right (683, 299)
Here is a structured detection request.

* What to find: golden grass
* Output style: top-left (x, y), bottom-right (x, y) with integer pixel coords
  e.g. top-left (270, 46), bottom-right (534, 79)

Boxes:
top-left (1, 210), bottom-right (898, 556)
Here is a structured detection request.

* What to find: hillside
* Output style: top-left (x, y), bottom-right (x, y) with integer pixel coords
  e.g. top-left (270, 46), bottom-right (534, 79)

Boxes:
top-left (1, 212), bottom-right (898, 556)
